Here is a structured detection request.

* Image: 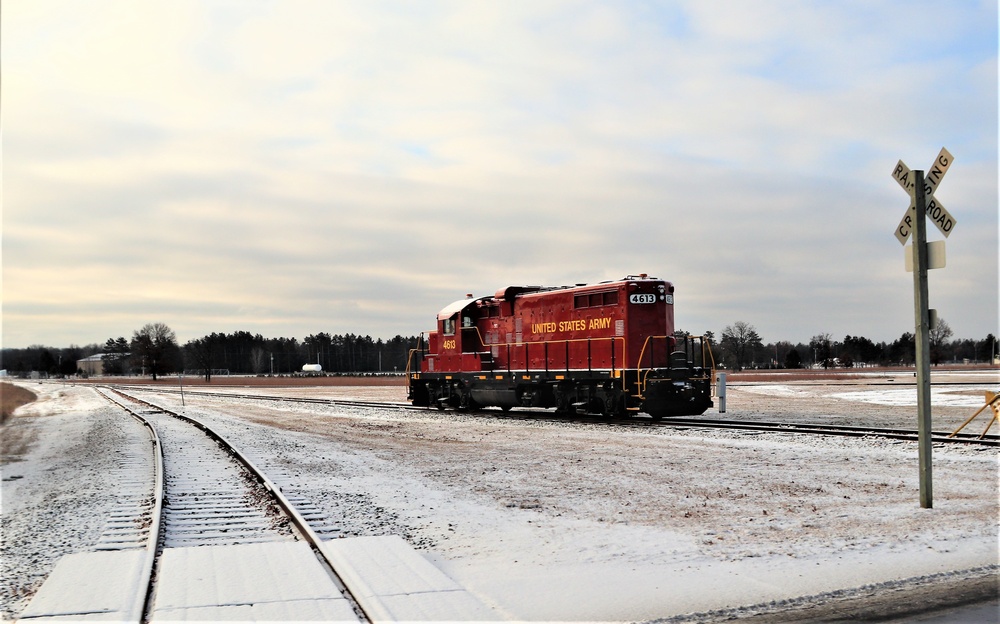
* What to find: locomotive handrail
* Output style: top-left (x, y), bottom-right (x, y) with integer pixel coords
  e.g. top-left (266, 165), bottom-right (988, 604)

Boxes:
top-left (409, 328), bottom-right (715, 387)
top-left (636, 335), bottom-right (668, 398)
top-left (451, 325), bottom-right (624, 373)
top-left (635, 335), bottom-right (716, 397)
top-left (405, 349), bottom-right (417, 376)
top-left (703, 337), bottom-right (717, 383)
top-left (413, 323), bottom-right (631, 383)
top-left (411, 326), bottom-right (718, 400)
top-left (481, 331), bottom-right (627, 378)
top-left (635, 335), bottom-right (671, 390)
top-left (404, 333), bottom-right (426, 394)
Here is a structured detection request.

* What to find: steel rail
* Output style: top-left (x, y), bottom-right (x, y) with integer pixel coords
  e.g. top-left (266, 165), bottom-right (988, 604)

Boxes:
top-left (106, 384), bottom-right (409, 410)
top-left (95, 388), bottom-right (164, 624)
top-left (106, 387), bottom-right (375, 624)
top-left (114, 384), bottom-right (999, 447)
top-left (651, 417), bottom-right (1000, 446)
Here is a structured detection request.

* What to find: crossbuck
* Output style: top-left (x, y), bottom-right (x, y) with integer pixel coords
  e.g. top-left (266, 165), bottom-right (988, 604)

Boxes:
top-left (891, 147), bottom-right (956, 245)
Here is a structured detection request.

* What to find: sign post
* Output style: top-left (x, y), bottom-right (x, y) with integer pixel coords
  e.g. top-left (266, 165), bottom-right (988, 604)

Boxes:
top-left (716, 372), bottom-right (727, 413)
top-left (891, 148), bottom-right (955, 509)
top-left (910, 170), bottom-right (933, 509)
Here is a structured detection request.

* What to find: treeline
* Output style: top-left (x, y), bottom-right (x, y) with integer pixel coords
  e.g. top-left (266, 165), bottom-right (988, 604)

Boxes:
top-left (1, 325), bottom-right (420, 379)
top-left (708, 319), bottom-right (998, 371)
top-left (1, 344), bottom-right (96, 377)
top-left (182, 330), bottom-right (417, 378)
top-left (1, 322), bottom-right (996, 378)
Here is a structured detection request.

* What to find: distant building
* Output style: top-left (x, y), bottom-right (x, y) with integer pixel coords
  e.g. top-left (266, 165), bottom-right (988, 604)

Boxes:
top-left (76, 354), bottom-right (105, 376)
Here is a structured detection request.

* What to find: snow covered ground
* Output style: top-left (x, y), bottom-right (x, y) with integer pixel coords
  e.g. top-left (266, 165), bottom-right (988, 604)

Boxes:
top-left (2, 375), bottom-right (997, 621)
top-left (1, 385), bottom-right (151, 619)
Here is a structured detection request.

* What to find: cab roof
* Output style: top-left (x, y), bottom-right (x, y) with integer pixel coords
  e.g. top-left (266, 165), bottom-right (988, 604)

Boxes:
top-left (436, 297), bottom-right (482, 320)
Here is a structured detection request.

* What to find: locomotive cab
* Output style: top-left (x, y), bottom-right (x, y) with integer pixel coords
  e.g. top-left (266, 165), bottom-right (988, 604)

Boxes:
top-left (413, 297), bottom-right (491, 370)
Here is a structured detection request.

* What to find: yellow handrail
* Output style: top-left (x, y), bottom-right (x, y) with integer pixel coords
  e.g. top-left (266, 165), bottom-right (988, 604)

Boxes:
top-left (404, 333), bottom-right (425, 394)
top-left (454, 325), bottom-right (630, 376)
top-left (703, 337), bottom-right (717, 381)
top-left (636, 335), bottom-right (716, 397)
top-left (410, 328), bottom-right (715, 399)
top-left (636, 336), bottom-right (670, 397)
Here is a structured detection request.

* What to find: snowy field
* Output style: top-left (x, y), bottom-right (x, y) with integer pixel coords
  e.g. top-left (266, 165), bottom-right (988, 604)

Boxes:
top-left (2, 374), bottom-right (997, 621)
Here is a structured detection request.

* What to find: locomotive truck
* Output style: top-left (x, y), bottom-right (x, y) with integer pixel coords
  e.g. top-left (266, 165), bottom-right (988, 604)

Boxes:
top-left (407, 275), bottom-right (714, 420)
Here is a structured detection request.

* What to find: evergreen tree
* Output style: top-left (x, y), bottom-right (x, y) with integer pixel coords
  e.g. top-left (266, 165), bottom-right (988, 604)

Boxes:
top-left (784, 348), bottom-right (802, 369)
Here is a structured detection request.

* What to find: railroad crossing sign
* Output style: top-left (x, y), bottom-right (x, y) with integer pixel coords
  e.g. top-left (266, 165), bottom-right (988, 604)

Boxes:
top-left (892, 147), bottom-right (956, 245)
top-left (889, 146), bottom-right (959, 510)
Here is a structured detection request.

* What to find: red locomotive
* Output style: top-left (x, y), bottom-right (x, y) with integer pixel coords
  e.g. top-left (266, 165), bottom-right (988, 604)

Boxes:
top-left (407, 275), bottom-right (714, 419)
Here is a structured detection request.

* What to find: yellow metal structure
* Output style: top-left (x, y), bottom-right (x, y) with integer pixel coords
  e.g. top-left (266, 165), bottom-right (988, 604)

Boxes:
top-left (949, 391), bottom-right (1000, 439)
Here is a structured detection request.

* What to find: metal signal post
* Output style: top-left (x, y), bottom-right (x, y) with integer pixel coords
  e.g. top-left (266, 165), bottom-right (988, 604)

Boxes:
top-left (911, 170), bottom-right (933, 508)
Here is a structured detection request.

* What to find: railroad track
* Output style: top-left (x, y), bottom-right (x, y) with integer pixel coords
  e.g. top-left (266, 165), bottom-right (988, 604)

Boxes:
top-left (20, 386), bottom-right (495, 621)
top-left (640, 417), bottom-right (1000, 447)
top-left (96, 387), bottom-right (373, 623)
top-left (112, 385), bottom-right (999, 448)
top-left (108, 384), bottom-right (407, 411)
top-left (480, 410), bottom-right (1000, 447)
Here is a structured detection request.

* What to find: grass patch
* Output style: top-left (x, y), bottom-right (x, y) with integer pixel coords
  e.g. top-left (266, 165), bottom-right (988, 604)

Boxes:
top-left (1, 383), bottom-right (37, 424)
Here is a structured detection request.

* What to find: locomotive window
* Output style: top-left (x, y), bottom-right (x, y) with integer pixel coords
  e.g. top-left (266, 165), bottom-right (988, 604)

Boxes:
top-left (443, 317), bottom-right (456, 335)
top-left (575, 291), bottom-right (617, 308)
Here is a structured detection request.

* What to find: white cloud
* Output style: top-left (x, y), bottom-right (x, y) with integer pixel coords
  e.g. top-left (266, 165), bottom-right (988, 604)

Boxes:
top-left (3, 1), bottom-right (996, 348)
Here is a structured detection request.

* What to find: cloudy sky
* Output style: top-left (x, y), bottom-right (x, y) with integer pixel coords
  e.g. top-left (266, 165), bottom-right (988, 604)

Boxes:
top-left (3, 1), bottom-right (997, 350)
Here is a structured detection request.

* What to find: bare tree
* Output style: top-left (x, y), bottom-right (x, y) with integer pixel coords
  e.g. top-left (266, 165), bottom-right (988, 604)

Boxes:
top-left (929, 317), bottom-right (953, 365)
top-left (184, 333), bottom-right (223, 382)
top-left (810, 333), bottom-right (833, 368)
top-left (250, 347), bottom-right (267, 375)
top-left (130, 323), bottom-right (180, 380)
top-left (721, 321), bottom-right (763, 371)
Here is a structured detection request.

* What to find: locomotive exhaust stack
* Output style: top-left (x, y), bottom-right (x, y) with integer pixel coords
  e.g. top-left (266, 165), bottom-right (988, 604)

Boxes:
top-left (406, 275), bottom-right (714, 420)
